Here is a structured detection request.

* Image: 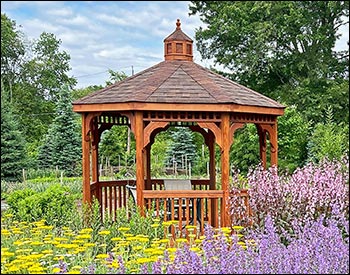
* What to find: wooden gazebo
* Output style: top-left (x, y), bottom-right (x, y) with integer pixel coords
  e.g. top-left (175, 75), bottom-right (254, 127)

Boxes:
top-left (72, 19), bottom-right (285, 232)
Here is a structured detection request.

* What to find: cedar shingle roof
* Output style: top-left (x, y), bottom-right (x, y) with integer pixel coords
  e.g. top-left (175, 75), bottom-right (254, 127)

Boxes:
top-left (73, 60), bottom-right (284, 109)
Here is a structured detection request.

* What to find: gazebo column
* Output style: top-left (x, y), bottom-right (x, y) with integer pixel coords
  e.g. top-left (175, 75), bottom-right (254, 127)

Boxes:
top-left (145, 144), bottom-right (152, 190)
top-left (135, 111), bottom-right (145, 213)
top-left (91, 120), bottom-right (99, 183)
top-left (91, 119), bottom-right (102, 206)
top-left (220, 113), bottom-right (231, 227)
top-left (258, 123), bottom-right (278, 168)
top-left (268, 123), bottom-right (278, 167)
top-left (91, 145), bottom-right (98, 182)
top-left (256, 124), bottom-right (267, 169)
top-left (208, 131), bottom-right (218, 227)
top-left (82, 113), bottom-right (92, 204)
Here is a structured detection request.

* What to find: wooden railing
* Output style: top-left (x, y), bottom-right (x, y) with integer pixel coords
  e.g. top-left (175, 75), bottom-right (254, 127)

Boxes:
top-left (143, 189), bottom-right (224, 236)
top-left (90, 179), bottom-right (212, 224)
top-left (90, 179), bottom-right (253, 237)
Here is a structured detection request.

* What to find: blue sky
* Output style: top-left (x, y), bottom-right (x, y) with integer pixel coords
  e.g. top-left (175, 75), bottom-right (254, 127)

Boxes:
top-left (1, 1), bottom-right (349, 88)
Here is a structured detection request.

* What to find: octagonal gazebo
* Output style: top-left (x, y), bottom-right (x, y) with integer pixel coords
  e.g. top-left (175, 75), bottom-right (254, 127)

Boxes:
top-left (73, 19), bottom-right (285, 232)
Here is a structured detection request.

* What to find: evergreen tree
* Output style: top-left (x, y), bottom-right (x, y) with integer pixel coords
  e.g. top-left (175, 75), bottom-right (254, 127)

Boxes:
top-left (1, 93), bottom-right (26, 181)
top-left (38, 84), bottom-right (81, 176)
top-left (165, 127), bottom-right (197, 170)
top-left (37, 127), bottom-right (55, 169)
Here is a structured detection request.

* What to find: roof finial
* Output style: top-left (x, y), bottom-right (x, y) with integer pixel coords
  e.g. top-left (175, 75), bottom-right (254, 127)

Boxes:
top-left (176, 19), bottom-right (181, 30)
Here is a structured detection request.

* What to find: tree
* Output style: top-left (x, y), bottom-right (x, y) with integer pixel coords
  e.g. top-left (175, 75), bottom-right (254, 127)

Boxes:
top-left (277, 105), bottom-right (310, 172)
top-left (307, 107), bottom-right (349, 163)
top-left (37, 127), bottom-right (55, 170)
top-left (189, 1), bottom-right (349, 124)
top-left (1, 14), bottom-right (25, 102)
top-left (38, 84), bottom-right (81, 176)
top-left (230, 105), bottom-right (310, 174)
top-left (165, 127), bottom-right (197, 171)
top-left (230, 124), bottom-right (260, 175)
top-left (99, 125), bottom-right (134, 167)
top-left (72, 85), bottom-right (104, 101)
top-left (98, 69), bottom-right (132, 169)
top-left (1, 93), bottom-right (26, 182)
top-left (13, 32), bottom-right (77, 144)
top-left (105, 69), bottom-right (128, 86)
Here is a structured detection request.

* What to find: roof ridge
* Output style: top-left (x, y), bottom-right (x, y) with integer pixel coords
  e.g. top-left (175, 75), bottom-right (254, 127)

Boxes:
top-left (72, 62), bottom-right (166, 104)
top-left (196, 64), bottom-right (285, 107)
top-left (183, 62), bottom-right (235, 102)
top-left (142, 62), bottom-right (182, 101)
top-left (178, 64), bottom-right (218, 102)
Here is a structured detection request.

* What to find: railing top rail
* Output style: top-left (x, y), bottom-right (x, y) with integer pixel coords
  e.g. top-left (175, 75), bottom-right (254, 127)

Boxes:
top-left (143, 190), bottom-right (224, 199)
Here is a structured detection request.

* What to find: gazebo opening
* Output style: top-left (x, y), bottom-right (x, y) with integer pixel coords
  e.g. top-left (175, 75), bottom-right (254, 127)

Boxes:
top-left (72, 19), bottom-right (285, 236)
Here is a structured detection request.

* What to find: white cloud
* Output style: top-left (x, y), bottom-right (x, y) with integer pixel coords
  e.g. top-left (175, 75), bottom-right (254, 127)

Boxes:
top-left (46, 7), bottom-right (74, 17)
top-left (2, 1), bottom-right (348, 89)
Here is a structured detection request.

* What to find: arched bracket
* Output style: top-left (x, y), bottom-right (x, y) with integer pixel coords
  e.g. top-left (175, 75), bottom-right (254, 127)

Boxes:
top-left (198, 122), bottom-right (222, 149)
top-left (83, 112), bottom-right (102, 142)
top-left (230, 123), bottom-right (245, 146)
top-left (258, 124), bottom-right (277, 153)
top-left (144, 121), bottom-right (169, 148)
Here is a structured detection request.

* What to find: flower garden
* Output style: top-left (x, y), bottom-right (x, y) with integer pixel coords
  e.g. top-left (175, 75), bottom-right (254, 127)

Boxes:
top-left (1, 157), bottom-right (349, 274)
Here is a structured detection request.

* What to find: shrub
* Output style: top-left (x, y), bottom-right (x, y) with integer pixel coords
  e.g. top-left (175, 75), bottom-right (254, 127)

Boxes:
top-left (6, 184), bottom-right (79, 227)
top-left (5, 188), bottom-right (37, 214)
top-left (230, 156), bottom-right (349, 235)
top-left (140, 215), bottom-right (349, 274)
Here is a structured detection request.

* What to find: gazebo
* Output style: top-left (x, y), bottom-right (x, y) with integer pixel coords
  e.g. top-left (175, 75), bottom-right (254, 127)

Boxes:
top-left (72, 19), bottom-right (285, 232)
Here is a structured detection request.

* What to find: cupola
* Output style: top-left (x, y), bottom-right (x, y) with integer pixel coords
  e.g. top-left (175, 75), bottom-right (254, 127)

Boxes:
top-left (164, 19), bottom-right (193, 61)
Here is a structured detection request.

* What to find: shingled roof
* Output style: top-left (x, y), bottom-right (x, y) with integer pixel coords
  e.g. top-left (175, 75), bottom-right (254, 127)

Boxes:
top-left (73, 19), bottom-right (284, 111)
top-left (74, 60), bottom-right (283, 108)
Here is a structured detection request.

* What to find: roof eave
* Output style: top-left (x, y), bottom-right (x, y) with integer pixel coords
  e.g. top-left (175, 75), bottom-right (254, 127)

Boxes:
top-left (72, 102), bottom-right (285, 116)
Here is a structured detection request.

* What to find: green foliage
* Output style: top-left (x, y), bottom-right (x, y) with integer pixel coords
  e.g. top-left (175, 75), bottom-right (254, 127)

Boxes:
top-left (307, 107), bottom-right (349, 163)
top-left (37, 84), bottom-right (82, 176)
top-left (1, 13), bottom-right (25, 99)
top-left (72, 85), bottom-right (104, 101)
top-left (189, 1), bottom-right (348, 88)
top-left (230, 124), bottom-right (260, 175)
top-left (230, 106), bottom-right (311, 174)
top-left (151, 131), bottom-right (171, 177)
top-left (99, 125), bottom-right (135, 167)
top-left (165, 127), bottom-right (197, 169)
top-left (272, 77), bottom-right (349, 125)
top-left (105, 69), bottom-right (128, 86)
top-left (189, 1), bottom-right (349, 126)
top-left (6, 184), bottom-right (79, 227)
top-left (5, 188), bottom-right (37, 215)
top-left (1, 94), bottom-right (26, 182)
top-left (277, 105), bottom-right (310, 172)
top-left (37, 127), bottom-right (55, 169)
top-left (2, 13), bottom-right (77, 165)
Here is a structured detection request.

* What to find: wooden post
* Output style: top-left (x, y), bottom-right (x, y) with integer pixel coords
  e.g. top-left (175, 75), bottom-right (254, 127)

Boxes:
top-left (22, 169), bottom-right (26, 183)
top-left (135, 111), bottom-right (145, 214)
top-left (221, 113), bottom-right (230, 227)
top-left (256, 124), bottom-right (267, 169)
top-left (145, 144), bottom-right (151, 190)
top-left (270, 123), bottom-right (278, 167)
top-left (92, 123), bottom-right (99, 183)
top-left (208, 131), bottom-right (218, 227)
top-left (82, 113), bottom-right (91, 203)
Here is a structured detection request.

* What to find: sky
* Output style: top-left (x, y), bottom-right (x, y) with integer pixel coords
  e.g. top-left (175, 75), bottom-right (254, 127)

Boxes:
top-left (1, 1), bottom-right (349, 89)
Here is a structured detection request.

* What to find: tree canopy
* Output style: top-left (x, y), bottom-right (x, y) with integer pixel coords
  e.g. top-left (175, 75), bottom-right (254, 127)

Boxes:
top-left (189, 1), bottom-right (349, 124)
top-left (37, 84), bottom-right (81, 176)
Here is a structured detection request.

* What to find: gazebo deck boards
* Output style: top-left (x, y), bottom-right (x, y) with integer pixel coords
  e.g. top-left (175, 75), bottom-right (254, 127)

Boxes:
top-left (73, 19), bottom-right (285, 237)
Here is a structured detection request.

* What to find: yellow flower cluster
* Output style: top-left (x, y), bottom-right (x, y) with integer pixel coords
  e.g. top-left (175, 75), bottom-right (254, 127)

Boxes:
top-left (1, 215), bottom-right (249, 274)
